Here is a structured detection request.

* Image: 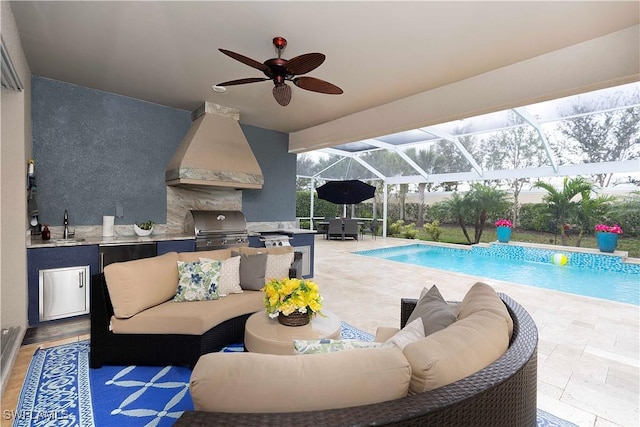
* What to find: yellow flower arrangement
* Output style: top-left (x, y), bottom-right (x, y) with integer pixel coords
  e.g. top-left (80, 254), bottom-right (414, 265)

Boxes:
top-left (262, 277), bottom-right (323, 318)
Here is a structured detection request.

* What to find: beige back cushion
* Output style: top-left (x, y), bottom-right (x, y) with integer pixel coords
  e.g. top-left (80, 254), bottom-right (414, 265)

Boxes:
top-left (104, 251), bottom-right (180, 319)
top-left (178, 249), bottom-right (232, 262)
top-left (457, 282), bottom-right (513, 338)
top-left (190, 347), bottom-right (410, 413)
top-left (233, 246), bottom-right (294, 281)
top-left (403, 310), bottom-right (509, 394)
top-left (234, 246), bottom-right (294, 256)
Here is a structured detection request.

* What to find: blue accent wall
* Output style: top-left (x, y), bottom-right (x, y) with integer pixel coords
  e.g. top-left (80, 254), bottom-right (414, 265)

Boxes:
top-left (31, 77), bottom-right (296, 226)
top-left (241, 124), bottom-right (296, 222)
top-left (32, 76), bottom-right (191, 226)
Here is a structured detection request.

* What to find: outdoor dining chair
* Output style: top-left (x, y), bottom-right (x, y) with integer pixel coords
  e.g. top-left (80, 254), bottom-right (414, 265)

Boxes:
top-left (343, 219), bottom-right (359, 240)
top-left (327, 219), bottom-right (344, 240)
top-left (361, 218), bottom-right (378, 240)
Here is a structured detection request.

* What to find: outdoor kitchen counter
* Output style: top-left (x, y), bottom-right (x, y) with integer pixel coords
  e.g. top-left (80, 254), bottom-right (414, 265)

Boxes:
top-left (27, 233), bottom-right (194, 249)
top-left (248, 228), bottom-right (317, 236)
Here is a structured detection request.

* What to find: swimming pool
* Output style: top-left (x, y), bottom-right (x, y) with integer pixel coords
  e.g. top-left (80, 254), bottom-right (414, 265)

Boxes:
top-left (356, 244), bottom-right (640, 305)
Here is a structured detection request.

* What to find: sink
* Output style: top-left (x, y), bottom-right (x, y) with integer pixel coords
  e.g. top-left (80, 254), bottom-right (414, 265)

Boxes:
top-left (54, 238), bottom-right (85, 245)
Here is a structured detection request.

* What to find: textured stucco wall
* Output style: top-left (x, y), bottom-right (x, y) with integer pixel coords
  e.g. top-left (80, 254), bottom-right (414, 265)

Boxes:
top-left (31, 77), bottom-right (191, 227)
top-left (241, 124), bottom-right (295, 222)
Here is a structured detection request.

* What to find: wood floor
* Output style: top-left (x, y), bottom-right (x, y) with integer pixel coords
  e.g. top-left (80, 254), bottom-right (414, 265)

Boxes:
top-left (0, 318), bottom-right (90, 427)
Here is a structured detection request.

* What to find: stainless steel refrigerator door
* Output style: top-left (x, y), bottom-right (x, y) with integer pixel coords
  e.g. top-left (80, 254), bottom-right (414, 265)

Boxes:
top-left (39, 265), bottom-right (90, 321)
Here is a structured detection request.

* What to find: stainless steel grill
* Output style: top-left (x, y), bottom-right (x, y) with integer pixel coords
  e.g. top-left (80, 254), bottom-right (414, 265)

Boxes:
top-left (260, 233), bottom-right (291, 247)
top-left (185, 210), bottom-right (249, 251)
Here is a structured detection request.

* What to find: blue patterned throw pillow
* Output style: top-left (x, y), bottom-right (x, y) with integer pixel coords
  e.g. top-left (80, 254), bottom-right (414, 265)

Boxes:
top-left (174, 260), bottom-right (221, 302)
top-left (293, 339), bottom-right (392, 354)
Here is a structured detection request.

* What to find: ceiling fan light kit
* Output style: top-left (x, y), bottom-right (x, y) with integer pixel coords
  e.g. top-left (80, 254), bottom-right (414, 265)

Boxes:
top-left (217, 37), bottom-right (343, 106)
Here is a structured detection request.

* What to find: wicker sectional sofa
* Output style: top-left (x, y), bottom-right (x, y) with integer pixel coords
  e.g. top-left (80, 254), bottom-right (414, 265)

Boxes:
top-left (175, 290), bottom-right (538, 427)
top-left (90, 247), bottom-right (301, 369)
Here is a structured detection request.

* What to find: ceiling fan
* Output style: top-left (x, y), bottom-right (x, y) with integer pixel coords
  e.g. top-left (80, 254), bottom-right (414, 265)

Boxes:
top-left (216, 37), bottom-right (343, 106)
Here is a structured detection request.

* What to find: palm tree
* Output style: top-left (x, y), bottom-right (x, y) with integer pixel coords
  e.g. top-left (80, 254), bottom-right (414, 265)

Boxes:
top-left (534, 177), bottom-right (593, 246)
top-left (465, 183), bottom-right (511, 244)
top-left (441, 192), bottom-right (473, 243)
top-left (573, 194), bottom-right (613, 246)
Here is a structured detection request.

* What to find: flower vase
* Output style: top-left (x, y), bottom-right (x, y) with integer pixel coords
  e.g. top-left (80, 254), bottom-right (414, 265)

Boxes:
top-left (596, 232), bottom-right (618, 253)
top-left (496, 226), bottom-right (512, 243)
top-left (278, 310), bottom-right (311, 327)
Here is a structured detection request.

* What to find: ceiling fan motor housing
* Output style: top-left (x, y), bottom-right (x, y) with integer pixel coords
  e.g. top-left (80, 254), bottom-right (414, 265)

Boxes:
top-left (264, 58), bottom-right (289, 84)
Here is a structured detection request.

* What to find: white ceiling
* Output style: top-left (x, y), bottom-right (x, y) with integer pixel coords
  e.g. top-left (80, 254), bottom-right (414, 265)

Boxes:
top-left (9, 1), bottom-right (640, 138)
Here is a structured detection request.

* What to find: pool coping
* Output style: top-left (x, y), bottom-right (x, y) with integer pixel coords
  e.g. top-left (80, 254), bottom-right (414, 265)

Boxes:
top-left (356, 240), bottom-right (640, 274)
top-left (420, 240), bottom-right (639, 265)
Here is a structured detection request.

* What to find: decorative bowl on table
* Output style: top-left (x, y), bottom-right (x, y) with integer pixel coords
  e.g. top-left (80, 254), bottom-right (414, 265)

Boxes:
top-left (134, 221), bottom-right (154, 237)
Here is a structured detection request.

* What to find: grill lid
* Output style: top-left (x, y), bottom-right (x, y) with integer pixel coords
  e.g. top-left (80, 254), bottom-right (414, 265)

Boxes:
top-left (185, 210), bottom-right (248, 236)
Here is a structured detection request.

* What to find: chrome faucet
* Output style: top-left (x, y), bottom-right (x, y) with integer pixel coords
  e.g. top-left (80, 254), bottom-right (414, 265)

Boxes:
top-left (63, 209), bottom-right (69, 239)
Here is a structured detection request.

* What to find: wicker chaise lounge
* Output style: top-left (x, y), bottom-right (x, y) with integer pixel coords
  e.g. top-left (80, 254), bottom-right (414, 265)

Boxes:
top-left (175, 292), bottom-right (538, 426)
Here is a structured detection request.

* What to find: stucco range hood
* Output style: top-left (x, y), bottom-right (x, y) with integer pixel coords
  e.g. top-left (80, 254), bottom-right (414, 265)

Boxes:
top-left (165, 102), bottom-right (263, 189)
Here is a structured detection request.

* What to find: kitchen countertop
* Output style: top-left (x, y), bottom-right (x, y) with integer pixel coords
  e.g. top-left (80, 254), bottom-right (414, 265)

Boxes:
top-left (28, 227), bottom-right (316, 249)
top-left (27, 233), bottom-right (195, 249)
top-left (248, 228), bottom-right (317, 236)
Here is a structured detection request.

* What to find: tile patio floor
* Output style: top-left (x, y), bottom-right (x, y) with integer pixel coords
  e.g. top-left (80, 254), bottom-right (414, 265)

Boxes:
top-left (312, 235), bottom-right (639, 427)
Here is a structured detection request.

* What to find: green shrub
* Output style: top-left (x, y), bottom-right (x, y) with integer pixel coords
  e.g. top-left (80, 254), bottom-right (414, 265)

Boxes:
top-left (299, 220), bottom-right (310, 230)
top-left (607, 192), bottom-right (640, 237)
top-left (519, 203), bottom-right (554, 232)
top-left (423, 220), bottom-right (441, 241)
top-left (401, 223), bottom-right (418, 239)
top-left (388, 220), bottom-right (405, 237)
top-left (427, 202), bottom-right (454, 224)
top-left (296, 191), bottom-right (340, 219)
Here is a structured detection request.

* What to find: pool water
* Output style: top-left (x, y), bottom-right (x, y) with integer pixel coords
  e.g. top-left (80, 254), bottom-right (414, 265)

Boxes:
top-left (356, 244), bottom-right (639, 305)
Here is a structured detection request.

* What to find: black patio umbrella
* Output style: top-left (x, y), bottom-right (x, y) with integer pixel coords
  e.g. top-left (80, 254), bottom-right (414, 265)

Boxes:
top-left (316, 180), bottom-right (376, 205)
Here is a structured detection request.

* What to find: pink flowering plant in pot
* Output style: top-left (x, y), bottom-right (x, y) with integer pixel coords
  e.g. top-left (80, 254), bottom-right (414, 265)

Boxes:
top-left (594, 224), bottom-right (623, 234)
top-left (595, 224), bottom-right (622, 253)
top-left (495, 219), bottom-right (513, 243)
top-left (495, 219), bottom-right (513, 228)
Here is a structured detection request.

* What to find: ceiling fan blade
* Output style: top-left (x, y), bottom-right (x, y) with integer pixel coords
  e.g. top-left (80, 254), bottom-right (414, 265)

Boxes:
top-left (217, 77), bottom-right (269, 86)
top-left (286, 53), bottom-right (326, 75)
top-left (219, 48), bottom-right (270, 73)
top-left (272, 84), bottom-right (292, 106)
top-left (293, 77), bottom-right (343, 95)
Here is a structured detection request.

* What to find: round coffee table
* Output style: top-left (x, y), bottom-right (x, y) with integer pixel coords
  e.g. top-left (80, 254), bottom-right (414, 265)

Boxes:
top-left (244, 310), bottom-right (341, 355)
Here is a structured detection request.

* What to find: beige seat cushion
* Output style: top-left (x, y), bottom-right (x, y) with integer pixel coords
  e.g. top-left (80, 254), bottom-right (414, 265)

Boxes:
top-left (104, 251), bottom-right (180, 319)
top-left (403, 310), bottom-right (509, 394)
top-left (457, 282), bottom-right (513, 338)
top-left (110, 291), bottom-right (264, 335)
top-left (190, 347), bottom-right (411, 413)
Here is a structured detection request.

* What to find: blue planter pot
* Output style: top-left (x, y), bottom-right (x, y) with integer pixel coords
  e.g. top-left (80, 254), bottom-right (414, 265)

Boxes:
top-left (496, 226), bottom-right (512, 243)
top-left (596, 232), bottom-right (619, 253)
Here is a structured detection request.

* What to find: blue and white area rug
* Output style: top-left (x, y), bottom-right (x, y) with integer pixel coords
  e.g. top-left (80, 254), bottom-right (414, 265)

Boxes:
top-left (13, 322), bottom-right (575, 427)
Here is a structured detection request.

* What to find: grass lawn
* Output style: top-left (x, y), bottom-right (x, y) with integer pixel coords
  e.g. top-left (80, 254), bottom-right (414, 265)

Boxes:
top-left (416, 225), bottom-right (640, 259)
